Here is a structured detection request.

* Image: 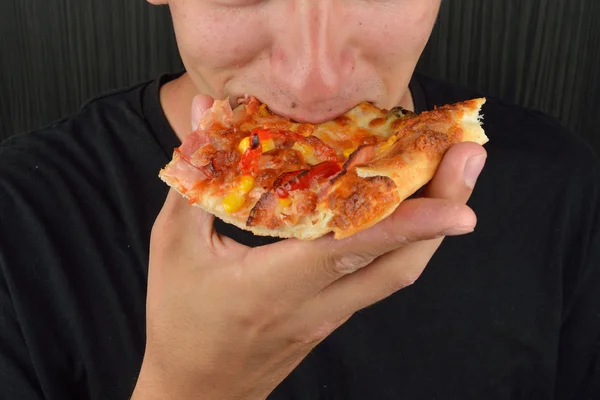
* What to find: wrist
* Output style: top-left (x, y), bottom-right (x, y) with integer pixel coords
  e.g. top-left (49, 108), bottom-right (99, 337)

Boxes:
top-left (131, 356), bottom-right (198, 400)
top-left (131, 350), bottom-right (269, 400)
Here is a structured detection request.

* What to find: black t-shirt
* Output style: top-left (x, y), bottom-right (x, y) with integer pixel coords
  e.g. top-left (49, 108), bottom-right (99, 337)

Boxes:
top-left (1, 73), bottom-right (599, 400)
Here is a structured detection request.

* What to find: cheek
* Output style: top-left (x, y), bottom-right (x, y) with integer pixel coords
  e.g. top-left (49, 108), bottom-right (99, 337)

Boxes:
top-left (356, 4), bottom-right (438, 66)
top-left (169, 4), bottom-right (270, 72)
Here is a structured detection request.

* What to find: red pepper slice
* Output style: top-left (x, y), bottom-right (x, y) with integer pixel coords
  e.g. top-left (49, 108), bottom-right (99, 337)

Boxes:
top-left (253, 128), bottom-right (304, 144)
top-left (239, 133), bottom-right (262, 175)
top-left (275, 161), bottom-right (341, 198)
top-left (239, 130), bottom-right (281, 175)
top-left (252, 128), bottom-right (273, 141)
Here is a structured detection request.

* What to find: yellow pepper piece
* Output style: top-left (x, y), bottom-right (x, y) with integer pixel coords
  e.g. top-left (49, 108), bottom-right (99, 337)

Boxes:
top-left (262, 138), bottom-right (276, 153)
top-left (258, 103), bottom-right (270, 117)
top-left (223, 192), bottom-right (246, 213)
top-left (292, 142), bottom-right (314, 158)
top-left (380, 137), bottom-right (397, 152)
top-left (238, 136), bottom-right (251, 153)
top-left (278, 197), bottom-right (292, 208)
top-left (343, 147), bottom-right (356, 159)
top-left (237, 175), bottom-right (255, 194)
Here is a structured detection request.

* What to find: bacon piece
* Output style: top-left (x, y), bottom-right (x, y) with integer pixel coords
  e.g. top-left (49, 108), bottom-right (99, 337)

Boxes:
top-left (160, 153), bottom-right (211, 191)
top-left (197, 99), bottom-right (234, 131)
top-left (342, 144), bottom-right (377, 171)
top-left (190, 144), bottom-right (216, 167)
top-left (209, 150), bottom-right (240, 177)
top-left (178, 130), bottom-right (211, 159)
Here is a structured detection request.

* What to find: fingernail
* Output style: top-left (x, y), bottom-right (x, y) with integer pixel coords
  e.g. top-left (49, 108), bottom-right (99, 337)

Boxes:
top-left (464, 154), bottom-right (486, 189)
top-left (439, 226), bottom-right (475, 237)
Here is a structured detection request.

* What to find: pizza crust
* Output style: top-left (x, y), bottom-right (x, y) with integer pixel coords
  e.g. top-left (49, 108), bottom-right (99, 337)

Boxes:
top-left (337, 98), bottom-right (488, 239)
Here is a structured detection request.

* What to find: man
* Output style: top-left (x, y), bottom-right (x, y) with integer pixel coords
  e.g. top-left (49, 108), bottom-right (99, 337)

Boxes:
top-left (0, 0), bottom-right (598, 399)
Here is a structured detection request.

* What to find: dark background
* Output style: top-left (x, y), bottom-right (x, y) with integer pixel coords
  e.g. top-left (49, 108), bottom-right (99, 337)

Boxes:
top-left (1, 0), bottom-right (599, 154)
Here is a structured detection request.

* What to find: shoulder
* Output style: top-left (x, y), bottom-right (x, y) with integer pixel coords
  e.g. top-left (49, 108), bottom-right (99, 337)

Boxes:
top-left (0, 78), bottom-right (165, 198)
top-left (1, 78), bottom-right (152, 158)
top-left (0, 78), bottom-right (168, 269)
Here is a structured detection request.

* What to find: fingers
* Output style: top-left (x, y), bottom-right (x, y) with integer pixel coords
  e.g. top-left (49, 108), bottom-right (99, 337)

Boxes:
top-left (308, 142), bottom-right (488, 320)
top-left (151, 189), bottom-right (217, 257)
top-left (307, 239), bottom-right (441, 322)
top-left (251, 197), bottom-right (476, 303)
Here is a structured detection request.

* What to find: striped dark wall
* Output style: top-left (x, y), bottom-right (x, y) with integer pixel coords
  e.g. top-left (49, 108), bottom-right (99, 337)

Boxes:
top-left (1, 0), bottom-right (599, 153)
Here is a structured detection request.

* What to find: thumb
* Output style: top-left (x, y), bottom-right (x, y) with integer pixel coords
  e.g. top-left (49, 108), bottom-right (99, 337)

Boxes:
top-left (422, 141), bottom-right (487, 203)
top-left (152, 189), bottom-right (216, 255)
top-left (154, 93), bottom-right (216, 246)
top-left (191, 94), bottom-right (216, 131)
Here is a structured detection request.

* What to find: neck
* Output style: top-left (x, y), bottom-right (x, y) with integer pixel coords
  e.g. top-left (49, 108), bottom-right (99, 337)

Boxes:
top-left (159, 73), bottom-right (198, 142)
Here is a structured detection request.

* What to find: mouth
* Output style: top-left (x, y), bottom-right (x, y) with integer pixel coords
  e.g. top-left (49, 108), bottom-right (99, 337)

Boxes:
top-left (233, 95), bottom-right (370, 124)
top-left (266, 104), bottom-right (354, 124)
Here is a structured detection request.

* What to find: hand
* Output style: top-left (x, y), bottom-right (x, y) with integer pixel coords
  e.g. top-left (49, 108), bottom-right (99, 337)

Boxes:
top-left (131, 95), bottom-right (487, 400)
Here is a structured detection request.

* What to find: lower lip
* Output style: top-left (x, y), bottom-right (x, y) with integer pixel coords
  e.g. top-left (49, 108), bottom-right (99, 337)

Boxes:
top-left (234, 95), bottom-right (368, 123)
top-left (266, 104), bottom-right (353, 124)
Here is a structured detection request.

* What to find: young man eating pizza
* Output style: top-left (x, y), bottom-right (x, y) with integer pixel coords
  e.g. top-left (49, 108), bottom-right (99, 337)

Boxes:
top-left (0, 1), bottom-right (598, 399)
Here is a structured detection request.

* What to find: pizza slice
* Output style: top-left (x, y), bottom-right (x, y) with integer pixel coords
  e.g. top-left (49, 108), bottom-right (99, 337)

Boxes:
top-left (159, 96), bottom-right (488, 240)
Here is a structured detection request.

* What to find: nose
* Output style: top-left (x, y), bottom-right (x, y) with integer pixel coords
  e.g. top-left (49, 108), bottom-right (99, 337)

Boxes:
top-left (271, 0), bottom-right (355, 104)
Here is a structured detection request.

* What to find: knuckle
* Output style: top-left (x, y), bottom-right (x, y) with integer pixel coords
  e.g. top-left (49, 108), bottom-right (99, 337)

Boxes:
top-left (387, 271), bottom-right (423, 292)
top-left (330, 252), bottom-right (377, 276)
top-left (150, 210), bottom-right (176, 244)
top-left (375, 224), bottom-right (410, 248)
top-left (289, 320), bottom-right (342, 346)
top-left (149, 219), bottom-right (178, 259)
top-left (288, 332), bottom-right (323, 347)
top-left (150, 212), bottom-right (165, 238)
top-left (236, 295), bottom-right (287, 332)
